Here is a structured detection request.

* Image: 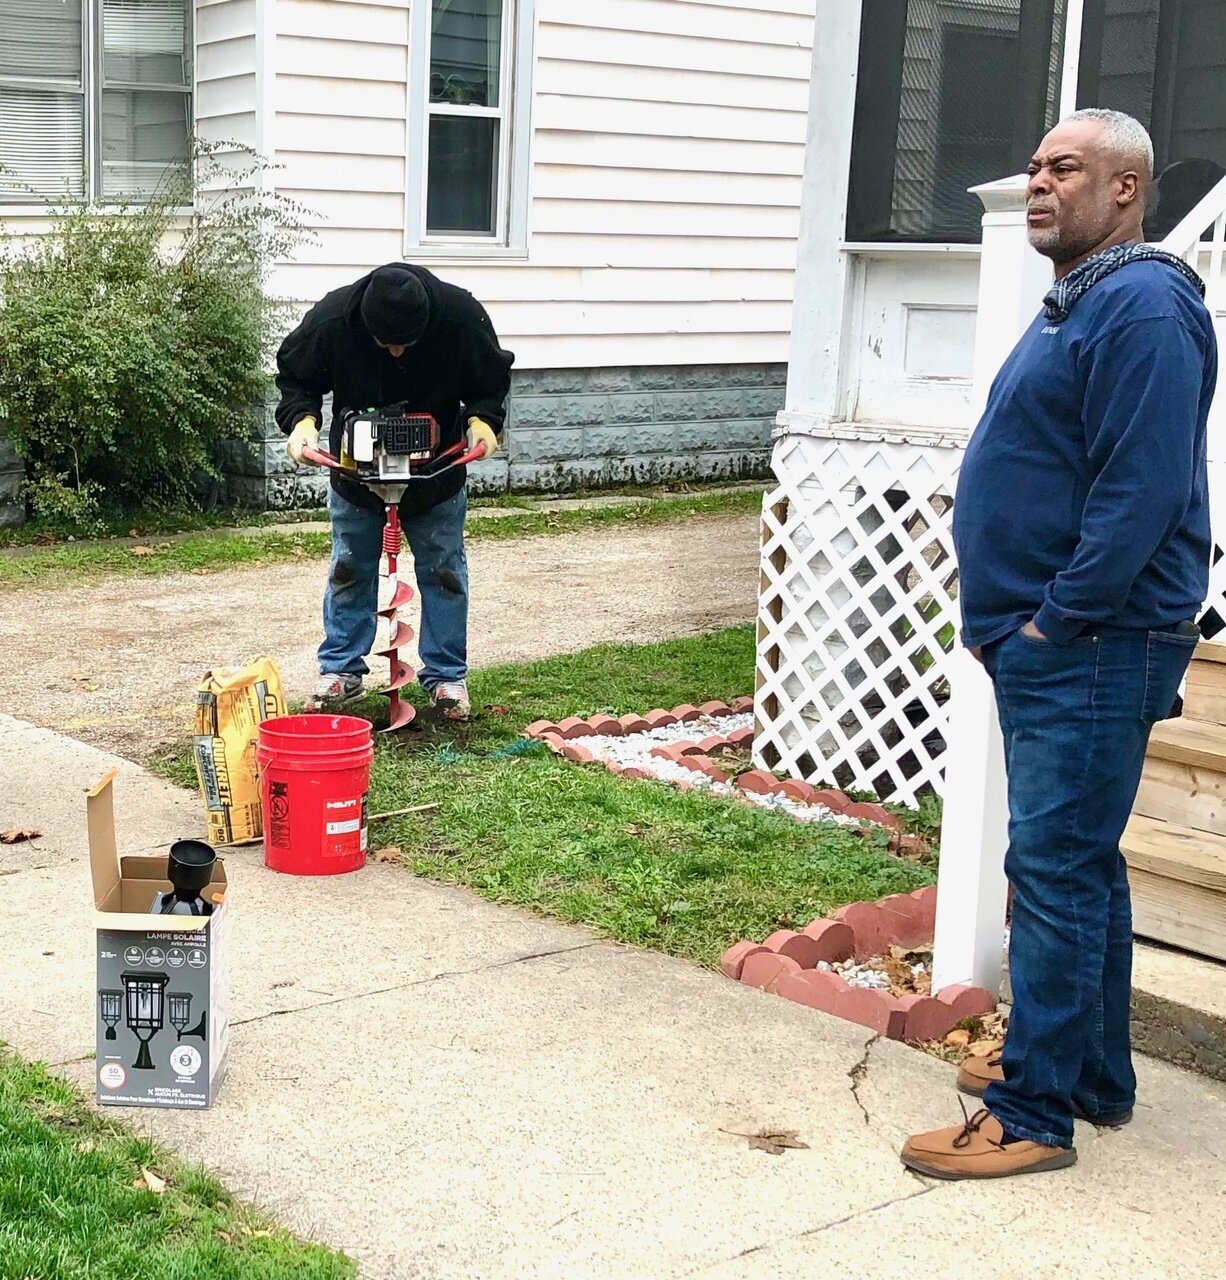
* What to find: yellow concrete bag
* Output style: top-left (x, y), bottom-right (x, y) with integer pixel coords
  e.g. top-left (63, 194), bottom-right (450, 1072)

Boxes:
top-left (193, 658), bottom-right (286, 845)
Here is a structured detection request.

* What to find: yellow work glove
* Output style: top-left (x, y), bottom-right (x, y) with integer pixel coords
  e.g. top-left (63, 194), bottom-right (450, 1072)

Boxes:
top-left (466, 416), bottom-right (498, 459)
top-left (287, 415), bottom-right (320, 463)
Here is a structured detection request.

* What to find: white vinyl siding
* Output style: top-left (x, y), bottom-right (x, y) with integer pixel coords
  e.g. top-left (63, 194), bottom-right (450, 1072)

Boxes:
top-left (271, 0), bottom-right (411, 269)
top-left (196, 0), bottom-right (259, 157)
top-left (271, 0), bottom-right (815, 369)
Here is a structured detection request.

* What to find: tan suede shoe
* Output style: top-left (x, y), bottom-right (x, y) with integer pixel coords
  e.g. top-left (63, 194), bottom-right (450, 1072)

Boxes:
top-left (957, 1053), bottom-right (1004, 1098)
top-left (956, 1055), bottom-right (1133, 1126)
top-left (901, 1107), bottom-right (1077, 1180)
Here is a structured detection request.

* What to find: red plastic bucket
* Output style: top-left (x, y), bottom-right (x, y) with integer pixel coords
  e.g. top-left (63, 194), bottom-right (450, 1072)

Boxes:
top-left (257, 714), bottom-right (374, 876)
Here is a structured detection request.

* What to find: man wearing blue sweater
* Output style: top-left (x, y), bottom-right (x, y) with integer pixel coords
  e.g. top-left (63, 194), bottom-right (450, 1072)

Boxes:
top-left (903, 109), bottom-right (1217, 1180)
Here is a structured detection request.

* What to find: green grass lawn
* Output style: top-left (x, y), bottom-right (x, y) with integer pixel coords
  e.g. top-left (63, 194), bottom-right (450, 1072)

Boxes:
top-left (0, 489), bottom-right (761, 591)
top-left (155, 626), bottom-right (935, 968)
top-left (0, 1049), bottom-right (353, 1280)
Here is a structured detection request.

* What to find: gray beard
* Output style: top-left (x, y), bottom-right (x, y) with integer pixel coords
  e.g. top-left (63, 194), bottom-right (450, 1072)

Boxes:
top-left (1027, 225), bottom-right (1062, 257)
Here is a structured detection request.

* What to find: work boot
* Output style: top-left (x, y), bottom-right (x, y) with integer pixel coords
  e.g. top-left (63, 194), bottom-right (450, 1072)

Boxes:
top-left (901, 1106), bottom-right (1076, 1181)
top-left (957, 1054), bottom-right (1132, 1126)
top-left (313, 672), bottom-right (363, 707)
top-left (432, 680), bottom-right (470, 721)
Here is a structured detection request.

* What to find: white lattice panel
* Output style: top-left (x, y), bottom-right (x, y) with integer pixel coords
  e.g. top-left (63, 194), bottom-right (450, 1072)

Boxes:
top-left (754, 431), bottom-right (965, 806)
top-left (756, 435), bottom-right (1226, 807)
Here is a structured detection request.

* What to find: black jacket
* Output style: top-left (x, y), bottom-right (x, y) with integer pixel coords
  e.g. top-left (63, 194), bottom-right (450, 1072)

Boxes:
top-left (274, 264), bottom-right (514, 515)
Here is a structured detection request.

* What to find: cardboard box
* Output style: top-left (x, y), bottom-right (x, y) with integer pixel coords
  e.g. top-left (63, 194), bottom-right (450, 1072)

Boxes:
top-left (89, 772), bottom-right (230, 1109)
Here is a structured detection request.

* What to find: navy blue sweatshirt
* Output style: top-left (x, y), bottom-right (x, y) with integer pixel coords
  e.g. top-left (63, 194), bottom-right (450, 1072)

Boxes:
top-left (953, 261), bottom-right (1218, 648)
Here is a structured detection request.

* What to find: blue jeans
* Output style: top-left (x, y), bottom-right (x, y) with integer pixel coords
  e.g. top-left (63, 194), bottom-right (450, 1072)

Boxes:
top-left (981, 623), bottom-right (1198, 1147)
top-left (319, 487), bottom-right (469, 691)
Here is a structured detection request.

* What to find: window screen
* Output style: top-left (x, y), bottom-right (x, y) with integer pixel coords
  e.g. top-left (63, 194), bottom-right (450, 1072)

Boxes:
top-left (847, 0), bottom-right (1067, 242)
top-left (1077, 0), bottom-right (1226, 239)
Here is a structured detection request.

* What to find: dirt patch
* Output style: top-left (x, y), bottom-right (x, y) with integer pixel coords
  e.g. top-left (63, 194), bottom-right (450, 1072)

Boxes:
top-left (0, 512), bottom-right (759, 763)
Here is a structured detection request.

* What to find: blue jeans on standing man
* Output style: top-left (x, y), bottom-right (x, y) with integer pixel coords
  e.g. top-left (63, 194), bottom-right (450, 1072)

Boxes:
top-left (980, 622), bottom-right (1198, 1148)
top-left (319, 486), bottom-right (469, 691)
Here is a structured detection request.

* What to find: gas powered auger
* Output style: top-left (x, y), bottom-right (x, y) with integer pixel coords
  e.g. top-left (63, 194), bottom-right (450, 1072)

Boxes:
top-left (300, 410), bottom-right (487, 732)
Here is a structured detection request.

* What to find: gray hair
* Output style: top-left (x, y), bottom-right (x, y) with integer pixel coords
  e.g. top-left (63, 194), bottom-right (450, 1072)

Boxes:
top-left (1064, 108), bottom-right (1154, 179)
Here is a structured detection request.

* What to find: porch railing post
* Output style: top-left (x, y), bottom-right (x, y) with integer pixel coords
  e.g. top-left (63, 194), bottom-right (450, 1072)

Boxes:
top-left (932, 176), bottom-right (1052, 994)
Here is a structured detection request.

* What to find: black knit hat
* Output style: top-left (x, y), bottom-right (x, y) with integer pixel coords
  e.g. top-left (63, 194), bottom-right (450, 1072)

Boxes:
top-left (359, 266), bottom-right (431, 345)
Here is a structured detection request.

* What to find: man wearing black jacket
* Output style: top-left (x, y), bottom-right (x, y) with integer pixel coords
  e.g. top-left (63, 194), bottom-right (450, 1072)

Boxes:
top-left (275, 263), bottom-right (514, 720)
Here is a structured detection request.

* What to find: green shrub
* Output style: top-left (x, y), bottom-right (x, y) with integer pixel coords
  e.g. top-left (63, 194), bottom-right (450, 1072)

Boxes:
top-left (0, 147), bottom-right (311, 532)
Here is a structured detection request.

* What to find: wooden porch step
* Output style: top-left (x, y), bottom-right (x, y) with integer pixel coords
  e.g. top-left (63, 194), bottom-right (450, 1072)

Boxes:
top-left (1123, 814), bottom-right (1226, 892)
top-left (1182, 640), bottom-right (1226, 723)
top-left (1135, 737), bottom-right (1226, 839)
top-left (1146, 718), bottom-right (1226, 771)
top-left (1122, 815), bottom-right (1226, 961)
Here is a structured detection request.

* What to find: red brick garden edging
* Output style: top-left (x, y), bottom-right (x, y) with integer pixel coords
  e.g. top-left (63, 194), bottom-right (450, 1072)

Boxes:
top-left (524, 705), bottom-right (972, 1037)
top-left (522, 701), bottom-right (903, 828)
top-left (719, 886), bottom-right (997, 1041)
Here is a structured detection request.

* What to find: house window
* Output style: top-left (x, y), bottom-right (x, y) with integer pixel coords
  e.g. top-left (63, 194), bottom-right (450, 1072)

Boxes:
top-left (408, 0), bottom-right (535, 253)
top-left (0, 0), bottom-right (192, 203)
top-left (1076, 0), bottom-right (1226, 239)
top-left (847, 0), bottom-right (1068, 243)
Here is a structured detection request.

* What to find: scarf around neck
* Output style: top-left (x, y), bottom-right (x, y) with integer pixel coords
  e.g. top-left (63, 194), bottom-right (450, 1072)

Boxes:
top-left (1042, 243), bottom-right (1205, 324)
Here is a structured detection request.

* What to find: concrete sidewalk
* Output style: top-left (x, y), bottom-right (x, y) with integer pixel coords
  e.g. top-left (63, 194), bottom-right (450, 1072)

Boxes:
top-left (1, 713), bottom-right (1223, 1280)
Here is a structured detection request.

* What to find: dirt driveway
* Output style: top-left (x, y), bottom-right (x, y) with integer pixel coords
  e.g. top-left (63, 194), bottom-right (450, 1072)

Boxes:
top-left (0, 511), bottom-right (759, 762)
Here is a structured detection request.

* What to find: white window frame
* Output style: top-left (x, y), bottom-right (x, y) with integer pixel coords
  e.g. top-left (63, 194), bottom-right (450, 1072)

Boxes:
top-left (405, 0), bottom-right (535, 258)
top-left (0, 0), bottom-right (194, 207)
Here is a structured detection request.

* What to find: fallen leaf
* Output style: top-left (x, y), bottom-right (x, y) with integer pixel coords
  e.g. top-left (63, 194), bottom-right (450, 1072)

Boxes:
top-left (749, 1130), bottom-right (810, 1155)
top-left (483, 704), bottom-right (511, 715)
top-left (968, 1039), bottom-right (1002, 1058)
top-left (0, 828), bottom-right (41, 845)
top-left (130, 545), bottom-right (155, 557)
top-left (217, 1230), bottom-right (234, 1245)
top-left (944, 1028), bottom-right (972, 1050)
top-left (891, 832), bottom-right (932, 860)
top-left (624, 824), bottom-right (648, 837)
top-left (136, 1167), bottom-right (167, 1194)
top-left (372, 846), bottom-right (402, 863)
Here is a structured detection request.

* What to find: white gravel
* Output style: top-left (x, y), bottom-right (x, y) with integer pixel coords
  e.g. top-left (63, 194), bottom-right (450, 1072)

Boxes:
top-left (816, 956), bottom-right (930, 993)
top-left (574, 714), bottom-right (860, 827)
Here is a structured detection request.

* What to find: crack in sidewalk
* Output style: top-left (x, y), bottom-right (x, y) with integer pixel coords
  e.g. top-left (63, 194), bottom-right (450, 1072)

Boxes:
top-left (231, 940), bottom-right (601, 1029)
top-left (685, 1185), bottom-right (937, 1276)
top-left (848, 1033), bottom-right (878, 1125)
top-left (49, 1052), bottom-right (95, 1069)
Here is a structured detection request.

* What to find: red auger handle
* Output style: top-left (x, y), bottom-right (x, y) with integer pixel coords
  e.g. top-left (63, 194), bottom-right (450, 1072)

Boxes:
top-left (299, 440), bottom-right (486, 474)
top-left (299, 444), bottom-right (345, 471)
top-left (436, 439), bottom-right (488, 468)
